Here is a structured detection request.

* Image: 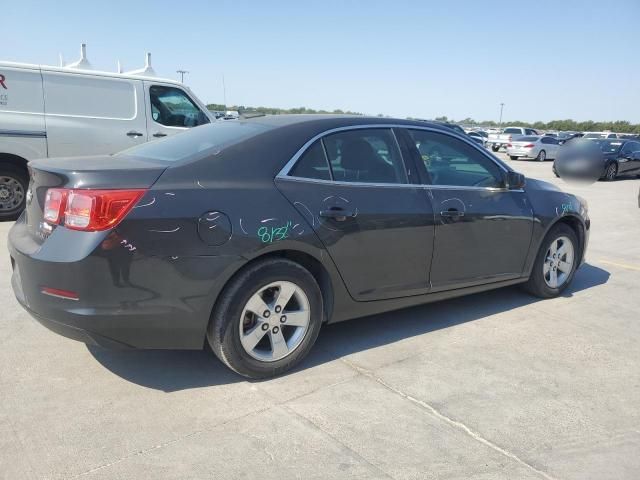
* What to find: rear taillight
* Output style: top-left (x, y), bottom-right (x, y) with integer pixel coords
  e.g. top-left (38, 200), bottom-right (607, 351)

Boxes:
top-left (507, 143), bottom-right (512, 148)
top-left (523, 143), bottom-right (535, 148)
top-left (43, 189), bottom-right (146, 232)
top-left (508, 135), bottom-right (512, 141)
top-left (43, 189), bottom-right (66, 223)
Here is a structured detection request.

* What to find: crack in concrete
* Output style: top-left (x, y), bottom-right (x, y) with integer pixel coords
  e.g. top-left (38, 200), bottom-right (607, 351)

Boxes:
top-left (69, 403), bottom-right (273, 478)
top-left (340, 358), bottom-right (560, 480)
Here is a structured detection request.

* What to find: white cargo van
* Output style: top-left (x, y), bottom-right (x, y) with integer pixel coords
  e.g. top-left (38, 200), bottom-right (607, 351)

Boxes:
top-left (0, 49), bottom-right (214, 219)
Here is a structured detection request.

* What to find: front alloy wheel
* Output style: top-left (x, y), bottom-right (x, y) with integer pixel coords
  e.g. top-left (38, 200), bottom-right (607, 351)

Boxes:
top-left (543, 236), bottom-right (574, 289)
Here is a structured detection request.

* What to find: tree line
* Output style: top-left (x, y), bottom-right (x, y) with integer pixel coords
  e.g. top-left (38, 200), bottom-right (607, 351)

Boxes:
top-left (205, 105), bottom-right (640, 134)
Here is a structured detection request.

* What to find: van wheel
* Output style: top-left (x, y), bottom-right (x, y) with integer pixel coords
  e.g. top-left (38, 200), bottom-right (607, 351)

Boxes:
top-left (0, 164), bottom-right (28, 220)
top-left (207, 258), bottom-right (323, 379)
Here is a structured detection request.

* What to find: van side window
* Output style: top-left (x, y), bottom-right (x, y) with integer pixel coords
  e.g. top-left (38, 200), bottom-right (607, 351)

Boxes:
top-left (149, 86), bottom-right (210, 127)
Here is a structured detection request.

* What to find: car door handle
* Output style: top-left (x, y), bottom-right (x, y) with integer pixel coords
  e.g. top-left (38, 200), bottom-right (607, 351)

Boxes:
top-left (126, 131), bottom-right (144, 137)
top-left (440, 209), bottom-right (464, 218)
top-left (320, 208), bottom-right (355, 221)
top-left (153, 132), bottom-right (167, 138)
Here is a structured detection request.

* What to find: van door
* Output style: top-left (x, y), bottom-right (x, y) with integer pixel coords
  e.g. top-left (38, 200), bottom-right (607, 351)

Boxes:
top-left (0, 65), bottom-right (47, 160)
top-left (43, 72), bottom-right (147, 157)
top-left (143, 82), bottom-right (211, 140)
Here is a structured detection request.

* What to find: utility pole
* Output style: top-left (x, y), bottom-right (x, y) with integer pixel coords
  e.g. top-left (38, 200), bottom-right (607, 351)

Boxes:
top-left (176, 70), bottom-right (189, 83)
top-left (499, 103), bottom-right (505, 127)
top-left (222, 73), bottom-right (227, 109)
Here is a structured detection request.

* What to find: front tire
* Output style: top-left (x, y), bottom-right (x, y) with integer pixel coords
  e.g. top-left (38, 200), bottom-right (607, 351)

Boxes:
top-left (522, 224), bottom-right (579, 298)
top-left (0, 163), bottom-right (28, 220)
top-left (603, 162), bottom-right (617, 181)
top-left (207, 258), bottom-right (323, 379)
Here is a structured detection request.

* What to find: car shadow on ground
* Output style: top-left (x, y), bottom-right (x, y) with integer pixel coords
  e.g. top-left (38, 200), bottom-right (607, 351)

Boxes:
top-left (88, 263), bottom-right (610, 392)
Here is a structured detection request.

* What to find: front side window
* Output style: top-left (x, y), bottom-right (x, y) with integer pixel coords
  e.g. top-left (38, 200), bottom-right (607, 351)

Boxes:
top-left (322, 129), bottom-right (407, 184)
top-left (408, 129), bottom-right (504, 188)
top-left (149, 85), bottom-right (209, 127)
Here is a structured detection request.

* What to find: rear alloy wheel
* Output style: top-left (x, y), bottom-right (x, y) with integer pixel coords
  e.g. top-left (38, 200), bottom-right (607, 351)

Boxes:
top-left (0, 164), bottom-right (28, 220)
top-left (604, 162), bottom-right (617, 181)
top-left (207, 258), bottom-right (323, 378)
top-left (522, 224), bottom-right (578, 298)
top-left (536, 150), bottom-right (547, 162)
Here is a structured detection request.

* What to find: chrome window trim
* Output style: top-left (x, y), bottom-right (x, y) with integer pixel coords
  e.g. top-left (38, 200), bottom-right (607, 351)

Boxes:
top-left (276, 123), bottom-right (512, 190)
top-left (276, 175), bottom-right (524, 193)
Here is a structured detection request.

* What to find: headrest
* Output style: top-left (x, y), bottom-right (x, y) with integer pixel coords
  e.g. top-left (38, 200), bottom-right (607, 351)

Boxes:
top-left (341, 139), bottom-right (378, 171)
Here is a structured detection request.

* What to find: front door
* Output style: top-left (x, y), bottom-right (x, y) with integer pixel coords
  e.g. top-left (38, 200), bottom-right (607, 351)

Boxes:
top-left (403, 128), bottom-right (533, 290)
top-left (143, 82), bottom-right (210, 141)
top-left (276, 127), bottom-right (435, 301)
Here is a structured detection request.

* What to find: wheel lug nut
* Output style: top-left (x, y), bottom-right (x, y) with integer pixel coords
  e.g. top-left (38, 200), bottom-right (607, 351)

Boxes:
top-left (280, 315), bottom-right (287, 323)
top-left (275, 306), bottom-right (282, 313)
top-left (263, 310), bottom-right (270, 318)
top-left (261, 323), bottom-right (269, 331)
top-left (272, 326), bottom-right (279, 334)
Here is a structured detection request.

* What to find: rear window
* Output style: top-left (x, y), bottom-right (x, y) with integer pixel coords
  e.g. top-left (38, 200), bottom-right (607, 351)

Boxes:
top-left (516, 136), bottom-right (539, 142)
top-left (503, 128), bottom-right (522, 134)
top-left (119, 121), bottom-right (269, 162)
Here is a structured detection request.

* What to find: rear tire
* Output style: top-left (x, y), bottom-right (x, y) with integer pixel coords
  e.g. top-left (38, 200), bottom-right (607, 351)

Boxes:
top-left (0, 163), bottom-right (28, 221)
top-left (522, 224), bottom-right (579, 298)
top-left (536, 150), bottom-right (547, 162)
top-left (509, 156), bottom-right (518, 160)
top-left (207, 258), bottom-right (323, 379)
top-left (491, 145), bottom-right (500, 152)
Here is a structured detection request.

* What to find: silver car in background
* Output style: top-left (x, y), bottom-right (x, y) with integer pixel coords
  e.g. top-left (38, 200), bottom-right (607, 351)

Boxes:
top-left (506, 135), bottom-right (561, 161)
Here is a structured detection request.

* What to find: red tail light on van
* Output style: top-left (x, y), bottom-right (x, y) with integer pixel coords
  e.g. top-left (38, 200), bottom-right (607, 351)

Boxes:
top-left (43, 189), bottom-right (146, 231)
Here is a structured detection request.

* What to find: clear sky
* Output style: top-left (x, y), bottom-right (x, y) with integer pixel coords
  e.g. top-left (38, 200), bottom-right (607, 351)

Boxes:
top-left (4, 0), bottom-right (640, 122)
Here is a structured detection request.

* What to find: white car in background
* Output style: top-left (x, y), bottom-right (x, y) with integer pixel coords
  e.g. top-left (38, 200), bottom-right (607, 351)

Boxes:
top-left (506, 135), bottom-right (561, 161)
top-left (0, 44), bottom-right (215, 219)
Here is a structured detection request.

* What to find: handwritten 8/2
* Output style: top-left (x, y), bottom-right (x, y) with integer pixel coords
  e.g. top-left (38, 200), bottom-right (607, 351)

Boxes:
top-left (258, 221), bottom-right (292, 243)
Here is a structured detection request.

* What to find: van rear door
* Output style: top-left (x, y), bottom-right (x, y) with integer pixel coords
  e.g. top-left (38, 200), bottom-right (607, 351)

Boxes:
top-left (143, 82), bottom-right (211, 140)
top-left (43, 71), bottom-right (147, 157)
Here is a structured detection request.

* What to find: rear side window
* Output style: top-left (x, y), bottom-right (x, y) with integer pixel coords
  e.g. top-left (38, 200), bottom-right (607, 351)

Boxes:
top-left (149, 86), bottom-right (209, 127)
top-left (408, 129), bottom-right (503, 188)
top-left (322, 129), bottom-right (407, 184)
top-left (289, 141), bottom-right (331, 180)
top-left (119, 121), bottom-right (268, 162)
top-left (43, 73), bottom-right (136, 119)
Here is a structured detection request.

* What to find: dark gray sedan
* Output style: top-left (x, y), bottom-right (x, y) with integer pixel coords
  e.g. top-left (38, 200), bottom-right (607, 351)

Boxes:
top-left (9, 115), bottom-right (590, 378)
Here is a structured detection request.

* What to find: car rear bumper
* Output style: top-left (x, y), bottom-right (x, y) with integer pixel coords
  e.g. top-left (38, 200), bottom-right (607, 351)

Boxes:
top-left (8, 217), bottom-right (243, 350)
top-left (506, 149), bottom-right (535, 158)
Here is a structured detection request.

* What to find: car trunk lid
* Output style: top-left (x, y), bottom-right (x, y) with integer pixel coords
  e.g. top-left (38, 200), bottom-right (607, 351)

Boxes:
top-left (25, 154), bottom-right (167, 244)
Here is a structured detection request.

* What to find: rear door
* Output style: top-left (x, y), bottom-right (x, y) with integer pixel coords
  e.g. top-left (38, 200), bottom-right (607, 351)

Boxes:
top-left (619, 141), bottom-right (640, 174)
top-left (43, 71), bottom-right (147, 157)
top-left (143, 82), bottom-right (211, 140)
top-left (403, 128), bottom-right (533, 290)
top-left (275, 126), bottom-right (435, 301)
top-left (540, 136), bottom-right (560, 158)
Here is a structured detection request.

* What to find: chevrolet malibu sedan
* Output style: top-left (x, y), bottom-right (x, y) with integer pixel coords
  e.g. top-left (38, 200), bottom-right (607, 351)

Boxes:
top-left (9, 115), bottom-right (590, 378)
top-left (506, 135), bottom-right (561, 161)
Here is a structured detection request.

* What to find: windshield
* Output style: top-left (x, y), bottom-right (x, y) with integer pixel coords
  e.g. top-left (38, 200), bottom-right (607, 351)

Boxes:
top-left (119, 121), bottom-right (269, 162)
top-left (594, 140), bottom-right (623, 154)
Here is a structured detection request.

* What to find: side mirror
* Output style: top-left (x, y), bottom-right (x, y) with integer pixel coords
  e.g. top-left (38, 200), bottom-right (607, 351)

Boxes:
top-left (505, 171), bottom-right (526, 189)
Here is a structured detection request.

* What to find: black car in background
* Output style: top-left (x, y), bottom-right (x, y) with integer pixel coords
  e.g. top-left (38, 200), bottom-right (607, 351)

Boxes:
top-left (9, 115), bottom-right (590, 378)
top-left (593, 139), bottom-right (640, 180)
